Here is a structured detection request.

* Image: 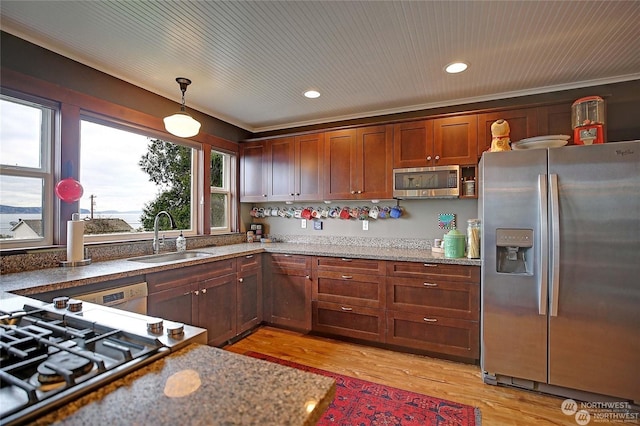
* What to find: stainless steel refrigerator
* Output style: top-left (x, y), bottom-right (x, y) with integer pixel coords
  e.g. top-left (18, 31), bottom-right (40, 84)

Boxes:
top-left (478, 140), bottom-right (640, 402)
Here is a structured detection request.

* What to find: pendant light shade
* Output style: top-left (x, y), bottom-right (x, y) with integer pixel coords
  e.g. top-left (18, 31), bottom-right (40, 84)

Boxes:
top-left (164, 77), bottom-right (201, 138)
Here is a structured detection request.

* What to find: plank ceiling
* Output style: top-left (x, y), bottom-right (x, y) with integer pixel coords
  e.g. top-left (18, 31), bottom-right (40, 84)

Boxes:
top-left (1, 1), bottom-right (639, 132)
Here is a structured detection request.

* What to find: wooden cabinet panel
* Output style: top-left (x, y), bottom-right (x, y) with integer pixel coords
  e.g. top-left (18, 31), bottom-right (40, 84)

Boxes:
top-left (197, 273), bottom-right (237, 346)
top-left (240, 141), bottom-right (268, 202)
top-left (537, 103), bottom-right (573, 144)
top-left (295, 133), bottom-right (324, 201)
top-left (314, 256), bottom-right (386, 275)
top-left (266, 254), bottom-right (312, 331)
top-left (314, 271), bottom-right (385, 309)
top-left (324, 129), bottom-right (356, 199)
top-left (237, 255), bottom-right (263, 335)
top-left (147, 284), bottom-right (193, 326)
top-left (387, 262), bottom-right (480, 283)
top-left (266, 136), bottom-right (295, 201)
top-left (358, 125), bottom-right (393, 199)
top-left (477, 108), bottom-right (538, 156)
top-left (237, 253), bottom-right (262, 273)
top-left (387, 277), bottom-right (478, 320)
top-left (433, 115), bottom-right (478, 165)
top-left (313, 301), bottom-right (384, 342)
top-left (386, 310), bottom-right (479, 359)
top-left (393, 120), bottom-right (433, 168)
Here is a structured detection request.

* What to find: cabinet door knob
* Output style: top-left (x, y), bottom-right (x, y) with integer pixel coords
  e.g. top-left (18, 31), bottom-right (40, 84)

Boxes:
top-left (305, 275), bottom-right (311, 280)
top-left (341, 275), bottom-right (353, 280)
top-left (201, 288), bottom-right (207, 294)
top-left (262, 194), bottom-right (267, 197)
top-left (423, 317), bottom-right (438, 322)
top-left (435, 155), bottom-right (440, 161)
top-left (357, 190), bottom-right (362, 194)
top-left (427, 155), bottom-right (432, 161)
top-left (350, 190), bottom-right (356, 194)
top-left (290, 193), bottom-right (295, 196)
top-left (341, 306), bottom-right (353, 311)
top-left (239, 278), bottom-right (244, 283)
top-left (194, 290), bottom-right (199, 296)
top-left (423, 282), bottom-right (438, 287)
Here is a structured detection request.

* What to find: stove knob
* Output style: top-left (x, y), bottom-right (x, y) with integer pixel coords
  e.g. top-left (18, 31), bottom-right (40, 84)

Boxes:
top-left (67, 299), bottom-right (83, 312)
top-left (147, 318), bottom-right (164, 334)
top-left (53, 297), bottom-right (69, 309)
top-left (166, 323), bottom-right (184, 338)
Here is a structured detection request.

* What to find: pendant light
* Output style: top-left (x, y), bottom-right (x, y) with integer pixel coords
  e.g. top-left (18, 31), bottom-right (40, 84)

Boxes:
top-left (163, 77), bottom-right (201, 138)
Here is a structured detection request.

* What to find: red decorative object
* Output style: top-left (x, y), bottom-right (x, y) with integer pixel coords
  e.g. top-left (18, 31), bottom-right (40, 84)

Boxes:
top-left (246, 352), bottom-right (480, 426)
top-left (55, 177), bottom-right (84, 203)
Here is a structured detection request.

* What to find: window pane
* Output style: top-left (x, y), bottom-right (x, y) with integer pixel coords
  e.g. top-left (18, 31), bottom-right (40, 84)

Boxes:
top-left (80, 120), bottom-right (193, 236)
top-left (0, 99), bottom-right (43, 169)
top-left (210, 193), bottom-right (227, 228)
top-left (210, 151), bottom-right (224, 188)
top-left (0, 175), bottom-right (44, 239)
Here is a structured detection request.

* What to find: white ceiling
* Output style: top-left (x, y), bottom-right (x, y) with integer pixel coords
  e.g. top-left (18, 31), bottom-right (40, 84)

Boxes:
top-left (2, 1), bottom-right (639, 133)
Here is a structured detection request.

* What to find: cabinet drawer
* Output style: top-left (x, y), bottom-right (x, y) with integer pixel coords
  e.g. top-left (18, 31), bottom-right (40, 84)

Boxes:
top-left (386, 310), bottom-right (479, 360)
top-left (269, 254), bottom-right (312, 271)
top-left (314, 257), bottom-right (385, 274)
top-left (238, 253), bottom-right (262, 272)
top-left (387, 277), bottom-right (478, 320)
top-left (312, 301), bottom-right (384, 342)
top-left (314, 271), bottom-right (385, 308)
top-left (387, 262), bottom-right (480, 283)
top-left (147, 259), bottom-right (237, 293)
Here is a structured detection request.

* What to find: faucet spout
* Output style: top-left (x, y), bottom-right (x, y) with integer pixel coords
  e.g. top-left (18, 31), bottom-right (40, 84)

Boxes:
top-left (153, 211), bottom-right (177, 254)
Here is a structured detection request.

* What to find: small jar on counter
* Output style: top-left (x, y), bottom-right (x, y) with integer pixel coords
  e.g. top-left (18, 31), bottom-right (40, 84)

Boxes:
top-left (467, 219), bottom-right (481, 259)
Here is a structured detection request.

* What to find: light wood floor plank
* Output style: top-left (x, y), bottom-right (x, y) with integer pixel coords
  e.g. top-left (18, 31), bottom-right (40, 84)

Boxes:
top-left (226, 326), bottom-right (631, 425)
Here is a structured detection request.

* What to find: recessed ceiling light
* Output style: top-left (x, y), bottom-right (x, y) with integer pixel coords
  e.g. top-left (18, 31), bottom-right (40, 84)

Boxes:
top-left (304, 90), bottom-right (321, 99)
top-left (445, 62), bottom-right (469, 74)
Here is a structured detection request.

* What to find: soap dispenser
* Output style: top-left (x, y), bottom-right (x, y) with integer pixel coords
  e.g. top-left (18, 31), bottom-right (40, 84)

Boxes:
top-left (176, 231), bottom-right (186, 252)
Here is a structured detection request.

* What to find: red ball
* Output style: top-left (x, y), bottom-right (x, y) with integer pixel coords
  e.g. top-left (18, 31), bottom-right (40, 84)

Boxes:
top-left (55, 178), bottom-right (84, 203)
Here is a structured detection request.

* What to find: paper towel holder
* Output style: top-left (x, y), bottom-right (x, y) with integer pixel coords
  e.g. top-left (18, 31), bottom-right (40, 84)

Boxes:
top-left (60, 213), bottom-right (92, 267)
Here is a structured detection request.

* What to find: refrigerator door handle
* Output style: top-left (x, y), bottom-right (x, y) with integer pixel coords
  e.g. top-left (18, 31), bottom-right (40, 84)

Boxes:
top-left (549, 174), bottom-right (560, 317)
top-left (538, 174), bottom-right (548, 316)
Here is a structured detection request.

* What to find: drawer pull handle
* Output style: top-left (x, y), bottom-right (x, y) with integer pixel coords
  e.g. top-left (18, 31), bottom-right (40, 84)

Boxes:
top-left (423, 282), bottom-right (438, 287)
top-left (283, 254), bottom-right (292, 257)
top-left (183, 291), bottom-right (191, 296)
top-left (245, 255), bottom-right (254, 259)
top-left (341, 275), bottom-right (353, 279)
top-left (423, 317), bottom-right (437, 322)
top-left (341, 307), bottom-right (353, 311)
top-left (423, 263), bottom-right (438, 267)
top-left (341, 258), bottom-right (352, 262)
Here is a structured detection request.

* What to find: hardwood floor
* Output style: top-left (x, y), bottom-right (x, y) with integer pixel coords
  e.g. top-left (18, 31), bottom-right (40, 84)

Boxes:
top-left (226, 326), bottom-right (629, 426)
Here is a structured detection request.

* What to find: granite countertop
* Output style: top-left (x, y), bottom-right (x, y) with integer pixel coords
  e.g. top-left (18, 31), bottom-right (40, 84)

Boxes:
top-left (1, 242), bottom-right (481, 295)
top-left (31, 344), bottom-right (336, 426)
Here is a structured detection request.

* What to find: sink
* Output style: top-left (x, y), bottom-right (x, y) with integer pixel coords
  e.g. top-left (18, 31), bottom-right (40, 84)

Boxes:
top-left (127, 251), bottom-right (212, 264)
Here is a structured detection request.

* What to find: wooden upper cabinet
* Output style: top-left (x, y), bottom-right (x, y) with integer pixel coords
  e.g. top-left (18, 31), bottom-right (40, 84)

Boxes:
top-left (477, 108), bottom-right (538, 156)
top-left (537, 102), bottom-right (573, 144)
top-left (393, 120), bottom-right (433, 168)
top-left (240, 141), bottom-right (268, 202)
top-left (266, 136), bottom-right (295, 201)
top-left (294, 133), bottom-right (324, 201)
top-left (433, 115), bottom-right (478, 165)
top-left (324, 125), bottom-right (392, 200)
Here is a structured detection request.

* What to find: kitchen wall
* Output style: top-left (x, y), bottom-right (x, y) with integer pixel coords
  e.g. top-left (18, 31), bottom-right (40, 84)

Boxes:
top-left (241, 199), bottom-right (478, 248)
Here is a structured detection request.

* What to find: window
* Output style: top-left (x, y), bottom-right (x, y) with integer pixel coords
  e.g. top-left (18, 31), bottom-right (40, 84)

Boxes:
top-left (0, 93), bottom-right (55, 247)
top-left (210, 149), bottom-right (233, 233)
top-left (79, 118), bottom-right (196, 240)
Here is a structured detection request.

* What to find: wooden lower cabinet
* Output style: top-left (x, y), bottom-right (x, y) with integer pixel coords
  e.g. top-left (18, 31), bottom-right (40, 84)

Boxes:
top-left (386, 311), bottom-right (479, 359)
top-left (266, 254), bottom-right (312, 331)
top-left (313, 301), bottom-right (384, 342)
top-left (148, 256), bottom-right (263, 347)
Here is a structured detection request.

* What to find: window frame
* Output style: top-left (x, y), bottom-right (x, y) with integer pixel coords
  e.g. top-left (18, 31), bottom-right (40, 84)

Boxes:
top-left (79, 113), bottom-right (201, 243)
top-left (0, 90), bottom-right (56, 248)
top-left (209, 149), bottom-right (234, 234)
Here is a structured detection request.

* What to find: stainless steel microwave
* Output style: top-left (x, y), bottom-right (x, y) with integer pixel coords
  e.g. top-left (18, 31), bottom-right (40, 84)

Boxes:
top-left (393, 165), bottom-right (461, 198)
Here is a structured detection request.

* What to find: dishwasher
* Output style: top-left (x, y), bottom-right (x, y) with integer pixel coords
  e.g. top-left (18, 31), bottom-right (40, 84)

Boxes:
top-left (75, 281), bottom-right (148, 315)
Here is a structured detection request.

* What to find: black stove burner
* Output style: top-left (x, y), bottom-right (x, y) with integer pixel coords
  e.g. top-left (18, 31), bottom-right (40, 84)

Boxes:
top-left (37, 351), bottom-right (94, 384)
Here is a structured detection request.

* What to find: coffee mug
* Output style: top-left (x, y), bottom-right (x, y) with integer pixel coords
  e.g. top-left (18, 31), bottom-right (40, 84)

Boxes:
top-left (390, 206), bottom-right (403, 218)
top-left (340, 207), bottom-right (351, 219)
top-left (369, 205), bottom-right (380, 219)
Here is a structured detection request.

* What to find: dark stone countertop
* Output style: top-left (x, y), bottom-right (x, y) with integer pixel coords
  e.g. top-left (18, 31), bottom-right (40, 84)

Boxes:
top-left (31, 344), bottom-right (336, 426)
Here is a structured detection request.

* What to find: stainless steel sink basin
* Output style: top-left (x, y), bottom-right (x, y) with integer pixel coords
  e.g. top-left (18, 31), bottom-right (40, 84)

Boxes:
top-left (127, 251), bottom-right (212, 264)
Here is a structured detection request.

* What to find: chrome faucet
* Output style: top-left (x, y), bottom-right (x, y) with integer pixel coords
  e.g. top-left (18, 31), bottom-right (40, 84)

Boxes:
top-left (153, 211), bottom-right (176, 254)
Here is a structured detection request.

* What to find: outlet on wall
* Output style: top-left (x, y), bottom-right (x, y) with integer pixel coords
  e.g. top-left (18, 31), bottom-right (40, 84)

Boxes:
top-left (362, 220), bottom-right (369, 231)
top-left (301, 219), bottom-right (307, 229)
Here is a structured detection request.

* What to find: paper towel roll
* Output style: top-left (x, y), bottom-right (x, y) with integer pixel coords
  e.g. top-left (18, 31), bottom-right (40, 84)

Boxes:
top-left (67, 219), bottom-right (85, 262)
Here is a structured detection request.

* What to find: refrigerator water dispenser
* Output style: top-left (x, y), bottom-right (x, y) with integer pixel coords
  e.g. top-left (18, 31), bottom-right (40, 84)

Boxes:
top-left (496, 228), bottom-right (533, 274)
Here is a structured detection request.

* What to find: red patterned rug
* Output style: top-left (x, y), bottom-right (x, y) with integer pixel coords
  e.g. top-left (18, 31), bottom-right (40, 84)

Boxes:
top-left (246, 352), bottom-right (481, 426)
